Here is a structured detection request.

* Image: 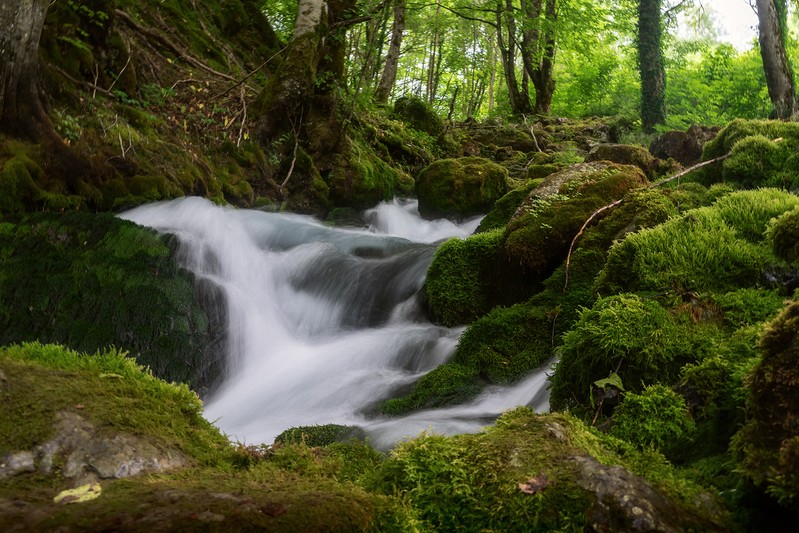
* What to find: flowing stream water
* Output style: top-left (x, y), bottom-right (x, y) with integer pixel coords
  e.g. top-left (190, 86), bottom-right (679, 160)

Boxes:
top-left (121, 197), bottom-right (550, 449)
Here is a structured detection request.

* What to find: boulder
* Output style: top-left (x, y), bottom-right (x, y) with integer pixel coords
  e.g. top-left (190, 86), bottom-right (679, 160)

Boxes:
top-left (585, 143), bottom-right (656, 176)
top-left (415, 156), bottom-right (508, 219)
top-left (650, 125), bottom-right (719, 166)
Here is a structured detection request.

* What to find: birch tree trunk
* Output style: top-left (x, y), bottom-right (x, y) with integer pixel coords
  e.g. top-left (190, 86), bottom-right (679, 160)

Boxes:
top-left (756, 0), bottom-right (797, 119)
top-left (375, 0), bottom-right (405, 103)
top-left (0, 0), bottom-right (55, 141)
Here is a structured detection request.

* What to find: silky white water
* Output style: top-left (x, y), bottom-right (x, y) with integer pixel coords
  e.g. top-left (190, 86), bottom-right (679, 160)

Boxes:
top-left (121, 197), bottom-right (550, 447)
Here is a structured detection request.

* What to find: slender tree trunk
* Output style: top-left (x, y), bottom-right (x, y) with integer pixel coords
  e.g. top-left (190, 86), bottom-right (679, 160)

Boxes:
top-left (488, 33), bottom-right (497, 114)
top-left (0, 0), bottom-right (56, 141)
top-left (638, 0), bottom-right (666, 132)
top-left (426, 1), bottom-right (442, 104)
top-left (531, 0), bottom-right (556, 114)
top-left (756, 0), bottom-right (798, 119)
top-left (375, 0), bottom-right (405, 103)
top-left (497, 0), bottom-right (533, 115)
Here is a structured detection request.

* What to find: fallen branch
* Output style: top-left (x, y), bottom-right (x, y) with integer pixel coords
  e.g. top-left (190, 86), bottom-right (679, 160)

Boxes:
top-left (49, 65), bottom-right (111, 97)
top-left (562, 152), bottom-right (732, 291)
top-left (236, 86), bottom-right (248, 147)
top-left (213, 44), bottom-right (289, 100)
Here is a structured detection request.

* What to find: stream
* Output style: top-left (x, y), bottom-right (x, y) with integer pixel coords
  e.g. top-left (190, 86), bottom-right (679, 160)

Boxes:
top-left (121, 197), bottom-right (550, 449)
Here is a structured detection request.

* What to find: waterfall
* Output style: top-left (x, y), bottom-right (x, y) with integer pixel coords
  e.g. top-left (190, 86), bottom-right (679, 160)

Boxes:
top-left (121, 197), bottom-right (550, 447)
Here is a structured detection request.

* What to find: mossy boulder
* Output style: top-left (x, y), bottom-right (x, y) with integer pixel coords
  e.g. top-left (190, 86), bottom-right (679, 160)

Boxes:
top-left (698, 119), bottom-right (799, 190)
top-left (595, 189), bottom-right (799, 295)
top-left (503, 161), bottom-right (648, 279)
top-left (471, 121), bottom-right (542, 153)
top-left (415, 156), bottom-right (508, 219)
top-left (377, 362), bottom-right (483, 415)
top-left (767, 206), bottom-right (799, 265)
top-left (650, 124), bottom-right (720, 166)
top-left (476, 179), bottom-right (541, 232)
top-left (0, 213), bottom-right (225, 395)
top-left (274, 424), bottom-right (368, 447)
top-left (585, 143), bottom-right (657, 177)
top-left (370, 409), bottom-right (730, 532)
top-left (734, 299), bottom-right (799, 511)
top-left (392, 96), bottom-right (444, 137)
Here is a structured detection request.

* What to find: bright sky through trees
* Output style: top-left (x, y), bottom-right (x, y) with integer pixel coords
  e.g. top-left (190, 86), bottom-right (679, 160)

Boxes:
top-left (706, 0), bottom-right (759, 50)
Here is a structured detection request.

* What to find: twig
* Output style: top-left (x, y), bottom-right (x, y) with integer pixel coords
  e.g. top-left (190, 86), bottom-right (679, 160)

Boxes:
top-left (523, 115), bottom-right (542, 152)
top-left (213, 44), bottom-right (289, 99)
top-left (236, 86), bottom-right (247, 147)
top-left (562, 152), bottom-right (732, 292)
top-left (280, 109), bottom-right (304, 191)
top-left (49, 64), bottom-right (111, 96)
top-left (107, 54), bottom-right (132, 95)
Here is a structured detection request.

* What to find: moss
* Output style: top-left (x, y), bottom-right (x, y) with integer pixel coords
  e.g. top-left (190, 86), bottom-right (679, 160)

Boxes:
top-left (503, 162), bottom-right (648, 279)
top-left (370, 409), bottom-right (730, 532)
top-left (698, 119), bottom-right (799, 189)
top-left (550, 293), bottom-right (716, 411)
top-left (609, 384), bottom-right (697, 460)
top-left (476, 179), bottom-right (541, 232)
top-left (734, 299), bottom-right (799, 511)
top-left (424, 230), bottom-right (501, 326)
top-left (377, 363), bottom-right (482, 415)
top-left (768, 206), bottom-right (799, 264)
top-left (585, 143), bottom-right (657, 177)
top-left (415, 156), bottom-right (508, 219)
top-left (712, 289), bottom-right (786, 329)
top-left (595, 189), bottom-right (799, 295)
top-left (0, 213), bottom-right (224, 394)
top-left (392, 96), bottom-right (444, 137)
top-left (274, 425), bottom-right (368, 447)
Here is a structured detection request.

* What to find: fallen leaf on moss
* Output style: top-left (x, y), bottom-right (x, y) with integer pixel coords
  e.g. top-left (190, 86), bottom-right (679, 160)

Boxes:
top-left (54, 483), bottom-right (102, 504)
top-left (518, 474), bottom-right (551, 495)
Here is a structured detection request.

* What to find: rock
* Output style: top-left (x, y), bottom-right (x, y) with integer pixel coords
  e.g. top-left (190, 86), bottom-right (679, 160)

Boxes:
top-left (393, 96), bottom-right (444, 136)
top-left (415, 156), bottom-right (508, 219)
top-left (0, 451), bottom-right (35, 479)
top-left (585, 143), bottom-right (656, 176)
top-left (649, 125), bottom-right (719, 166)
top-left (572, 455), bottom-right (721, 532)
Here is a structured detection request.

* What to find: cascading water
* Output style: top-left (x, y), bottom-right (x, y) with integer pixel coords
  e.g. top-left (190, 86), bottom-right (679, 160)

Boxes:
top-left (121, 197), bottom-right (550, 449)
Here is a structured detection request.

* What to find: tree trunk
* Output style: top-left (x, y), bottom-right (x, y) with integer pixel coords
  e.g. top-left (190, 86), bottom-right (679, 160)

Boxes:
top-left (497, 0), bottom-right (533, 115)
top-left (0, 0), bottom-right (55, 141)
top-left (638, 0), bottom-right (666, 132)
top-left (375, 0), bottom-right (405, 103)
top-left (756, 0), bottom-right (797, 119)
top-left (521, 0), bottom-right (556, 115)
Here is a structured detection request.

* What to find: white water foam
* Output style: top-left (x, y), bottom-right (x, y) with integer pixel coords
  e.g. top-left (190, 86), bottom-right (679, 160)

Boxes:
top-left (121, 197), bottom-right (550, 447)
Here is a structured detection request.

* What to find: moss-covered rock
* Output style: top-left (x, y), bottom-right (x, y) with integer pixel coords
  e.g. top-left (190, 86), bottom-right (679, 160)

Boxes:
top-left (585, 143), bottom-right (657, 177)
top-left (377, 362), bottom-right (482, 415)
top-left (768, 206), bottom-right (799, 265)
top-left (476, 179), bottom-right (542, 233)
top-left (415, 156), bottom-right (508, 219)
top-left (734, 299), bottom-right (799, 511)
top-left (274, 425), bottom-right (368, 447)
top-left (370, 409), bottom-right (730, 532)
top-left (392, 96), bottom-right (444, 137)
top-left (503, 161), bottom-right (648, 279)
top-left (698, 119), bottom-right (799, 190)
top-left (595, 189), bottom-right (799, 295)
top-left (0, 213), bottom-right (225, 395)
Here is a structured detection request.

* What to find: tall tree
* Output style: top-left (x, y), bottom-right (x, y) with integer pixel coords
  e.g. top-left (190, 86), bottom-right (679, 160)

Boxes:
top-left (520, 0), bottom-right (557, 114)
top-left (638, 0), bottom-right (666, 132)
top-left (497, 0), bottom-right (534, 115)
top-left (0, 0), bottom-right (55, 141)
top-left (375, 0), bottom-right (406, 103)
top-left (756, 0), bottom-right (797, 119)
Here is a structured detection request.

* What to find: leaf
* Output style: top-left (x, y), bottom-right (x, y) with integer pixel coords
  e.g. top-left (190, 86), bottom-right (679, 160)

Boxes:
top-left (518, 474), bottom-right (551, 495)
top-left (593, 372), bottom-right (624, 392)
top-left (54, 483), bottom-right (102, 504)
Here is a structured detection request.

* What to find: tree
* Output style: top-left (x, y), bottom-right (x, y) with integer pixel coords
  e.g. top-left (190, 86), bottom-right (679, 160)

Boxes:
top-left (0, 0), bottom-right (56, 141)
top-left (756, 0), bottom-right (797, 119)
top-left (638, 0), bottom-right (666, 132)
top-left (375, 0), bottom-right (406, 103)
top-left (497, 0), bottom-right (534, 115)
top-left (520, 0), bottom-right (557, 114)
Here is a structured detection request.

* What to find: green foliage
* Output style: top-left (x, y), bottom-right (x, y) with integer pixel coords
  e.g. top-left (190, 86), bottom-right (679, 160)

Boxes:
top-left (0, 213), bottom-right (223, 393)
top-left (767, 206), bottom-right (799, 264)
top-left (595, 189), bottom-right (799, 294)
top-left (274, 425), bottom-right (367, 447)
top-left (712, 289), bottom-right (785, 329)
top-left (415, 156), bottom-right (508, 219)
top-left (609, 384), bottom-right (696, 459)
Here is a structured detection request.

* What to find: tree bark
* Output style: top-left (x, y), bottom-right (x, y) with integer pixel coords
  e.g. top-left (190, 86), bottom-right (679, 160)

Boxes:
top-left (756, 0), bottom-right (797, 119)
top-left (497, 0), bottom-right (533, 115)
top-left (638, 0), bottom-right (666, 132)
top-left (521, 0), bottom-right (556, 115)
top-left (0, 0), bottom-right (55, 141)
top-left (375, 0), bottom-right (405, 103)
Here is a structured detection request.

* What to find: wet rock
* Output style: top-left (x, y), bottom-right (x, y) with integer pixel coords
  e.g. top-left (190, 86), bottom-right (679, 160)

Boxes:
top-left (0, 451), bottom-right (35, 479)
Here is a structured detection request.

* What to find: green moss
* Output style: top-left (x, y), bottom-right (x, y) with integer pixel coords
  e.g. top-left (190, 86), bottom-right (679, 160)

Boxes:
top-left (733, 299), bottom-right (799, 511)
top-left (712, 289), bottom-right (785, 329)
top-left (550, 294), bottom-right (715, 411)
top-left (698, 119), bottom-right (799, 189)
top-left (609, 384), bottom-right (696, 460)
top-left (0, 213), bottom-right (223, 394)
top-left (392, 96), bottom-right (444, 137)
top-left (274, 425), bottom-right (367, 447)
top-left (586, 143), bottom-right (656, 177)
top-left (425, 229), bottom-right (517, 326)
top-left (596, 189), bottom-right (799, 295)
top-left (415, 156), bottom-right (508, 219)
top-left (378, 363), bottom-right (481, 415)
top-left (476, 179), bottom-right (540, 232)
top-left (768, 206), bottom-right (799, 264)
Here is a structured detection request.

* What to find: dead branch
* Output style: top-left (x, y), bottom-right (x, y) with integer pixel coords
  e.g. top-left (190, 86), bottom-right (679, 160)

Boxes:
top-left (214, 44), bottom-right (289, 99)
top-left (523, 115), bottom-right (542, 152)
top-left (280, 109), bottom-right (304, 192)
top-left (562, 152), bottom-right (732, 292)
top-left (114, 9), bottom-right (235, 81)
top-left (49, 65), bottom-right (111, 97)
top-left (236, 86), bottom-right (248, 147)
